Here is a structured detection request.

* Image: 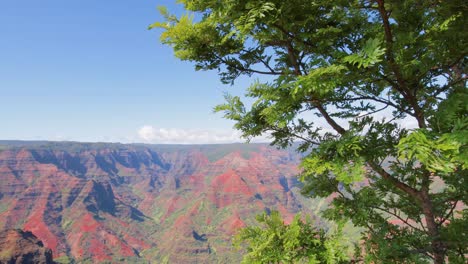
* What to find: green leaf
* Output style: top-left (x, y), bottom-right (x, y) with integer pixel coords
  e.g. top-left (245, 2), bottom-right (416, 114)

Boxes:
top-left (343, 38), bottom-right (386, 68)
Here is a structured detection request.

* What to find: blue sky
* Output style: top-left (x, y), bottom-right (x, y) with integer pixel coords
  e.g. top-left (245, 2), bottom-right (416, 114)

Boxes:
top-left (0, 0), bottom-right (255, 143)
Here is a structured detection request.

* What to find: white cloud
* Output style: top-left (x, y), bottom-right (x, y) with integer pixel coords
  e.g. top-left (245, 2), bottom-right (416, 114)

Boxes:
top-left (137, 125), bottom-right (269, 144)
top-left (397, 117), bottom-right (419, 130)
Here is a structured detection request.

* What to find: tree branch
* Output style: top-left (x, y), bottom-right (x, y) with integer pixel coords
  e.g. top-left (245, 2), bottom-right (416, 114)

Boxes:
top-left (376, 0), bottom-right (426, 128)
top-left (314, 103), bottom-right (347, 135)
top-left (372, 206), bottom-right (425, 232)
top-left (241, 48), bottom-right (279, 75)
top-left (217, 55), bottom-right (282, 76)
top-left (268, 127), bottom-right (320, 145)
top-left (367, 160), bottom-right (421, 199)
top-left (437, 200), bottom-right (459, 227)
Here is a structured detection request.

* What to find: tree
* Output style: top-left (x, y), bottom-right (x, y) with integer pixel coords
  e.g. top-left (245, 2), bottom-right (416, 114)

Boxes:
top-left (233, 211), bottom-right (350, 264)
top-left (152, 0), bottom-right (467, 263)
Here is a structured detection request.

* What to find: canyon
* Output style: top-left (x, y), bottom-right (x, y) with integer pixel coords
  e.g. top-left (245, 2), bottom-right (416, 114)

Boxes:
top-left (0, 141), bottom-right (322, 263)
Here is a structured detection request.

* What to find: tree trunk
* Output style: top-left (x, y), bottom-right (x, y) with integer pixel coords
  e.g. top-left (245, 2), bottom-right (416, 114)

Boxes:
top-left (419, 191), bottom-right (445, 264)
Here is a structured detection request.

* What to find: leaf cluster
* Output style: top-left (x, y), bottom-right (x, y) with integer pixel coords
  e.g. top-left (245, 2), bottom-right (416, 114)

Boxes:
top-left (233, 211), bottom-right (350, 264)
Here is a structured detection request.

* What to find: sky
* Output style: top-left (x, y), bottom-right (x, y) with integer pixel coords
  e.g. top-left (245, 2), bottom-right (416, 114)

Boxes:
top-left (0, 0), bottom-right (258, 144)
top-left (0, 1), bottom-right (419, 145)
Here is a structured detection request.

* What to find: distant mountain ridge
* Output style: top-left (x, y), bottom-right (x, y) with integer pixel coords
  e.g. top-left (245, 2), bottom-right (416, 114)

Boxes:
top-left (0, 141), bottom-right (319, 263)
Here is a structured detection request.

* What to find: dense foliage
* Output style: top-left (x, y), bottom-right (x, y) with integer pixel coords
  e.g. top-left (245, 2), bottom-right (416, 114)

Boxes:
top-left (153, 0), bottom-right (467, 263)
top-left (233, 211), bottom-right (350, 264)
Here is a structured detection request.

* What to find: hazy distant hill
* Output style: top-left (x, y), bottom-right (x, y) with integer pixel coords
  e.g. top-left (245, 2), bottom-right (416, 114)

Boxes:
top-left (0, 141), bottom-right (323, 263)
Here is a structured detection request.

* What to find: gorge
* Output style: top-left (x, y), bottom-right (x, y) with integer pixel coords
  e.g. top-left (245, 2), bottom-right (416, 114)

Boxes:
top-left (0, 141), bottom-right (323, 263)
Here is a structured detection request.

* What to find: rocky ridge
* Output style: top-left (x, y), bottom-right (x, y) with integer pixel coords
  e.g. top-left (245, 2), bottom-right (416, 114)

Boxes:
top-left (0, 141), bottom-right (318, 263)
top-left (0, 229), bottom-right (54, 264)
